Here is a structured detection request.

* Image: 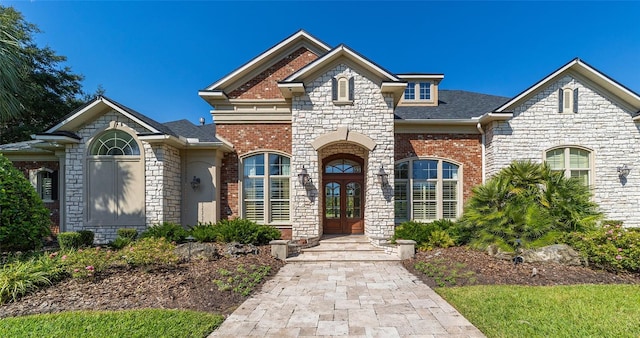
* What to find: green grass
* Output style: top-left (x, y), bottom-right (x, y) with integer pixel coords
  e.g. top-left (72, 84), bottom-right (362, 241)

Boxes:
top-left (0, 309), bottom-right (224, 338)
top-left (437, 284), bottom-right (640, 338)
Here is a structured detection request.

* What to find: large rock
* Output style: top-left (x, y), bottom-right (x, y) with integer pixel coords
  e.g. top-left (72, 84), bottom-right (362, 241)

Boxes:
top-left (520, 244), bottom-right (582, 266)
top-left (225, 242), bottom-right (259, 257)
top-left (174, 242), bottom-right (221, 261)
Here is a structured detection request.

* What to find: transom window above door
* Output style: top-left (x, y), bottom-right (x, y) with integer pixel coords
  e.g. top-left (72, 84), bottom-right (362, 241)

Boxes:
top-left (90, 130), bottom-right (140, 156)
top-left (325, 159), bottom-right (362, 173)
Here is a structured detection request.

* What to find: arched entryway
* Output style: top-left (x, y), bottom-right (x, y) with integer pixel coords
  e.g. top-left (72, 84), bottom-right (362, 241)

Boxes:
top-left (322, 154), bottom-right (364, 234)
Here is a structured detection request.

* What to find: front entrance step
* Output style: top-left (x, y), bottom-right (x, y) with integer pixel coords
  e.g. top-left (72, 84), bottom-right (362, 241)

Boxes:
top-left (285, 235), bottom-right (400, 262)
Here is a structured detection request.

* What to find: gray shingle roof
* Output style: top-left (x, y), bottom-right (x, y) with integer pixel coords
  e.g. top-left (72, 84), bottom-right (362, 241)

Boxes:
top-left (163, 119), bottom-right (221, 142)
top-left (394, 90), bottom-right (510, 120)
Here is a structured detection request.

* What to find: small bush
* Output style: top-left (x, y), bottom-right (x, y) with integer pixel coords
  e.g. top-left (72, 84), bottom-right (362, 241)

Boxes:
top-left (117, 228), bottom-right (138, 241)
top-left (77, 230), bottom-right (94, 247)
top-left (57, 232), bottom-right (82, 251)
top-left (190, 222), bottom-right (219, 243)
top-left (212, 219), bottom-right (281, 245)
top-left (140, 222), bottom-right (188, 243)
top-left (60, 247), bottom-right (116, 278)
top-left (0, 154), bottom-right (51, 251)
top-left (0, 254), bottom-right (66, 304)
top-left (109, 237), bottom-right (132, 250)
top-left (393, 219), bottom-right (462, 250)
top-left (563, 222), bottom-right (640, 273)
top-left (122, 237), bottom-right (179, 266)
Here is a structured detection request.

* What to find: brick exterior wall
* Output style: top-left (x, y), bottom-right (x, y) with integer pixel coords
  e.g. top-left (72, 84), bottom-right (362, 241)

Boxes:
top-left (227, 47), bottom-right (319, 100)
top-left (485, 75), bottom-right (640, 226)
top-left (291, 63), bottom-right (395, 242)
top-left (215, 124), bottom-right (292, 219)
top-left (12, 160), bottom-right (61, 234)
top-left (394, 133), bottom-right (483, 202)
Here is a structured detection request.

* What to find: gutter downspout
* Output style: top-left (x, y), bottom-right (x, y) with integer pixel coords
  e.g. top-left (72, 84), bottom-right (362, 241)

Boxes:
top-left (476, 123), bottom-right (485, 184)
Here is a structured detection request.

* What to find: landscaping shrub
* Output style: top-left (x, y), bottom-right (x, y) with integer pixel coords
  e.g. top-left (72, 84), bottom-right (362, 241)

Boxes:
top-left (0, 154), bottom-right (51, 251)
top-left (392, 219), bottom-right (462, 250)
top-left (57, 232), bottom-right (82, 251)
top-left (459, 160), bottom-right (601, 251)
top-left (122, 237), bottom-right (179, 266)
top-left (117, 228), bottom-right (138, 241)
top-left (563, 221), bottom-right (640, 273)
top-left (0, 253), bottom-right (66, 304)
top-left (77, 230), bottom-right (94, 247)
top-left (189, 222), bottom-right (218, 243)
top-left (211, 219), bottom-right (281, 245)
top-left (60, 247), bottom-right (116, 278)
top-left (140, 222), bottom-right (188, 243)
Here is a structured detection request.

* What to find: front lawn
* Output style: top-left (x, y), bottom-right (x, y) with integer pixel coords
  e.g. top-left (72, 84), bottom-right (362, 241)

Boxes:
top-left (438, 284), bottom-right (640, 337)
top-left (0, 309), bottom-right (223, 337)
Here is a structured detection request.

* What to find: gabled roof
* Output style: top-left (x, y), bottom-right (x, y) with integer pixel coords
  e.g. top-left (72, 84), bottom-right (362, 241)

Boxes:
top-left (45, 95), bottom-right (177, 137)
top-left (395, 90), bottom-right (510, 120)
top-left (163, 119), bottom-right (219, 142)
top-left (281, 44), bottom-right (402, 83)
top-left (495, 58), bottom-right (640, 113)
top-left (202, 30), bottom-right (331, 92)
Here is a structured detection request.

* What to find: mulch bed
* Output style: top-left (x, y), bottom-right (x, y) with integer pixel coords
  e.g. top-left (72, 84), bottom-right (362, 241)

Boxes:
top-left (2, 244), bottom-right (639, 319)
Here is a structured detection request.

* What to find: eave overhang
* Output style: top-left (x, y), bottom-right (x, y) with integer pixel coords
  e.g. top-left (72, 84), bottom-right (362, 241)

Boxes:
top-left (32, 134), bottom-right (81, 144)
top-left (277, 82), bottom-right (305, 99)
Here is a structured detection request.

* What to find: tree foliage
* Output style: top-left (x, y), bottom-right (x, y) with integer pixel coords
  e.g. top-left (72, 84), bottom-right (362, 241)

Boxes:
top-left (459, 160), bottom-right (602, 251)
top-left (0, 5), bottom-right (88, 143)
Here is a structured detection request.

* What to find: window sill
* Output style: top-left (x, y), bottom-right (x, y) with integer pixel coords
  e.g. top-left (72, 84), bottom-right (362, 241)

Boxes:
top-left (333, 100), bottom-right (353, 106)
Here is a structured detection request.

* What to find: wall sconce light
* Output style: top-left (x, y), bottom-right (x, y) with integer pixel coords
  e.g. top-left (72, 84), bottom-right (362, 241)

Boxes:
top-left (190, 176), bottom-right (201, 190)
top-left (377, 165), bottom-right (389, 186)
top-left (298, 166), bottom-right (312, 187)
top-left (617, 164), bottom-right (631, 178)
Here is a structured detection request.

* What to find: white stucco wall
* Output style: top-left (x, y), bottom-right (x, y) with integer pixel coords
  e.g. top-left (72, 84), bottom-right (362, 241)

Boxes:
top-left (290, 63), bottom-right (395, 241)
top-left (486, 75), bottom-right (640, 226)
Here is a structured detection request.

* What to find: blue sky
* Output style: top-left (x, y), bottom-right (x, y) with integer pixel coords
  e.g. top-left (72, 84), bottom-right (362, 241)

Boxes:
top-left (5, 1), bottom-right (640, 124)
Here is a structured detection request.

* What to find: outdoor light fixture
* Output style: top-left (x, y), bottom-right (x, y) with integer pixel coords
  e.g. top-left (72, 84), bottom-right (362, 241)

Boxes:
top-left (186, 235), bottom-right (195, 261)
top-left (298, 166), bottom-right (312, 187)
top-left (190, 176), bottom-right (201, 190)
top-left (617, 164), bottom-right (631, 178)
top-left (377, 165), bottom-right (389, 186)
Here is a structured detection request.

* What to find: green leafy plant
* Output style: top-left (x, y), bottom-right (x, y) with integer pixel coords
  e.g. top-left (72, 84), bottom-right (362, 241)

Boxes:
top-left (414, 259), bottom-right (476, 287)
top-left (121, 237), bottom-right (179, 267)
top-left (563, 221), bottom-right (640, 273)
top-left (57, 232), bottom-right (82, 251)
top-left (393, 219), bottom-right (463, 250)
top-left (60, 247), bottom-right (116, 279)
top-left (77, 230), bottom-right (94, 247)
top-left (0, 154), bottom-right (51, 251)
top-left (140, 222), bottom-right (189, 243)
top-left (117, 228), bottom-right (138, 241)
top-left (212, 264), bottom-right (271, 296)
top-left (193, 219), bottom-right (281, 245)
top-left (459, 160), bottom-right (601, 251)
top-left (0, 253), bottom-right (66, 303)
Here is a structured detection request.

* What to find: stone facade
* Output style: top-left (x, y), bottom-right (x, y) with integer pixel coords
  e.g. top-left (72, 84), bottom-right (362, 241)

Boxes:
top-left (145, 143), bottom-right (181, 226)
top-left (486, 75), bottom-right (640, 226)
top-left (291, 63), bottom-right (395, 242)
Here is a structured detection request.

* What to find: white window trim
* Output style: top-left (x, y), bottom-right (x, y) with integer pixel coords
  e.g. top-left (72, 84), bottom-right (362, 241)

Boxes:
top-left (401, 81), bottom-right (435, 104)
top-left (29, 167), bottom-right (55, 203)
top-left (239, 151), bottom-right (292, 225)
top-left (544, 146), bottom-right (594, 186)
top-left (394, 157), bottom-right (463, 223)
top-left (333, 75), bottom-right (353, 105)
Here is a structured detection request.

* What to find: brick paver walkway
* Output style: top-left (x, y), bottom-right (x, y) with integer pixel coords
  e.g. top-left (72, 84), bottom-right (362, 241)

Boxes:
top-left (209, 261), bottom-right (485, 337)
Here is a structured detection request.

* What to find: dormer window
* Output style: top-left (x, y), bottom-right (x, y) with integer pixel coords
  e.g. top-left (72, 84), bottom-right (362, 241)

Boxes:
top-left (404, 82), bottom-right (432, 101)
top-left (559, 87), bottom-right (578, 113)
top-left (332, 76), bottom-right (354, 104)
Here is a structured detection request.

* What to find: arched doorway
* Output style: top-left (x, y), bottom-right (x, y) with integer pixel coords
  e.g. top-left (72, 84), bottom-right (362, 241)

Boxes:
top-left (323, 154), bottom-right (364, 234)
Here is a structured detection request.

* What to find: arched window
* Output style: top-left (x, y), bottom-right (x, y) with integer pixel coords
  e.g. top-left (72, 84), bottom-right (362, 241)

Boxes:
top-left (90, 130), bottom-right (140, 156)
top-left (243, 152), bottom-right (291, 224)
top-left (394, 158), bottom-right (461, 222)
top-left (545, 146), bottom-right (592, 186)
top-left (325, 159), bottom-right (362, 173)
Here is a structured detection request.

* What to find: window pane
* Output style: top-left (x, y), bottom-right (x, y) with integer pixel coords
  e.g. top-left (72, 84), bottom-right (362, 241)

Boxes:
top-left (90, 130), bottom-right (139, 156)
top-left (419, 82), bottom-right (431, 100)
top-left (413, 181), bottom-right (436, 201)
top-left (413, 160), bottom-right (438, 179)
top-left (269, 154), bottom-right (290, 176)
top-left (325, 182), bottom-right (340, 218)
top-left (339, 79), bottom-right (347, 99)
top-left (325, 159), bottom-right (361, 173)
top-left (346, 182), bottom-right (361, 218)
top-left (395, 162), bottom-right (408, 179)
top-left (570, 170), bottom-right (590, 186)
top-left (569, 148), bottom-right (589, 168)
top-left (244, 201), bottom-right (264, 222)
top-left (244, 154), bottom-right (265, 176)
top-left (243, 178), bottom-right (264, 199)
top-left (404, 82), bottom-right (415, 100)
top-left (394, 181), bottom-right (408, 221)
top-left (413, 201), bottom-right (436, 220)
top-left (442, 181), bottom-right (457, 200)
top-left (564, 90), bottom-right (572, 109)
top-left (442, 162), bottom-right (459, 180)
top-left (270, 178), bottom-right (289, 200)
top-left (270, 201), bottom-right (289, 222)
top-left (546, 149), bottom-right (565, 170)
top-left (443, 201), bottom-right (457, 219)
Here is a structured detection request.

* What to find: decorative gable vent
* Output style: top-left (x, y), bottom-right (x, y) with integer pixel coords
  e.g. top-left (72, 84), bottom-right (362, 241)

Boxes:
top-left (559, 87), bottom-right (578, 113)
top-left (332, 76), bottom-right (354, 104)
